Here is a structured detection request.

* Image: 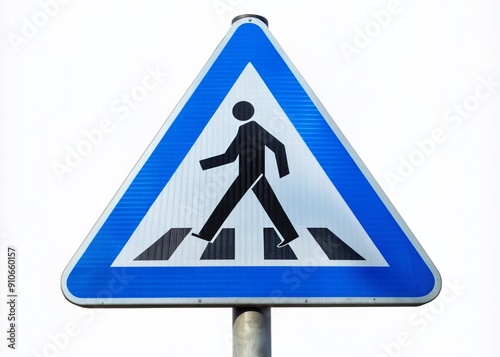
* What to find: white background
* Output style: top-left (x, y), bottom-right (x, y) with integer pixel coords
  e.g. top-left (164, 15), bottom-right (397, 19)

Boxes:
top-left (1, 0), bottom-right (499, 356)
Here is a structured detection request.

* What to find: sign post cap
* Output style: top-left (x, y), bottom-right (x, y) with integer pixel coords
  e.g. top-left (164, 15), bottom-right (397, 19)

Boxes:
top-left (232, 14), bottom-right (269, 27)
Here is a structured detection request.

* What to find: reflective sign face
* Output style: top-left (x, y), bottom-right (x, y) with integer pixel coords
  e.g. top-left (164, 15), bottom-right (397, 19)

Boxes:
top-left (113, 64), bottom-right (387, 270)
top-left (62, 16), bottom-right (441, 307)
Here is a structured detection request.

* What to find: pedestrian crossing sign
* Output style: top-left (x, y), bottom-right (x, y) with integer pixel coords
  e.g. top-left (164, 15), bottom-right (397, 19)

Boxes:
top-left (62, 15), bottom-right (441, 306)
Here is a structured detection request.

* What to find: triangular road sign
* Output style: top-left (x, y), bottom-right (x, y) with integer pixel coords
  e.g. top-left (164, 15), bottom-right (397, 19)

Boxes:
top-left (62, 15), bottom-right (441, 306)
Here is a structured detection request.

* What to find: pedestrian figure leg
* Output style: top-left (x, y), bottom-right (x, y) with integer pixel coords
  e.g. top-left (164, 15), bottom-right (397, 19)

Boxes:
top-left (252, 176), bottom-right (299, 247)
top-left (193, 175), bottom-right (252, 242)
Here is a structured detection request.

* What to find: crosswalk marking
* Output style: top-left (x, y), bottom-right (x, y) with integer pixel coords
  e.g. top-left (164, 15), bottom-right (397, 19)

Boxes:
top-left (200, 229), bottom-right (235, 260)
top-left (263, 228), bottom-right (298, 260)
top-left (134, 228), bottom-right (191, 261)
top-left (133, 227), bottom-right (367, 263)
top-left (308, 228), bottom-right (365, 261)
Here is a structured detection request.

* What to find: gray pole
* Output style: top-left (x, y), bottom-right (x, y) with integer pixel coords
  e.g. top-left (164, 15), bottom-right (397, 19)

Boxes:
top-left (233, 307), bottom-right (272, 357)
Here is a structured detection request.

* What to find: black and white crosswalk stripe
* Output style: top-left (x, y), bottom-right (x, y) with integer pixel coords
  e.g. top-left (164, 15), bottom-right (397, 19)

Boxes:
top-left (307, 228), bottom-right (365, 261)
top-left (135, 228), bottom-right (365, 262)
top-left (134, 228), bottom-right (191, 261)
top-left (263, 228), bottom-right (297, 260)
top-left (200, 229), bottom-right (235, 260)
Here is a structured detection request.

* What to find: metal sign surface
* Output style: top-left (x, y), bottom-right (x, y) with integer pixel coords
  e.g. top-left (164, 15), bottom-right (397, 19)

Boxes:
top-left (62, 15), bottom-right (441, 306)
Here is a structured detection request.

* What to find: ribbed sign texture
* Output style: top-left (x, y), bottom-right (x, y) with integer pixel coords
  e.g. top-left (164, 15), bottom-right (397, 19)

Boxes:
top-left (62, 15), bottom-right (441, 306)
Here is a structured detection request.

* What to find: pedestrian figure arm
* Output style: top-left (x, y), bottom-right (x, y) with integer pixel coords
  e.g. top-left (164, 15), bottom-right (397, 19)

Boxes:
top-left (272, 141), bottom-right (290, 178)
top-left (200, 135), bottom-right (239, 170)
top-left (258, 127), bottom-right (290, 178)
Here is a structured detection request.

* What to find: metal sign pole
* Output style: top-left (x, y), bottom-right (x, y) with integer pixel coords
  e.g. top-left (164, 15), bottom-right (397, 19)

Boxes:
top-left (233, 306), bottom-right (272, 357)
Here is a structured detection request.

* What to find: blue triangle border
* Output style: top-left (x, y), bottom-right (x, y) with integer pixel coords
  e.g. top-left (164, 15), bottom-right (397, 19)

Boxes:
top-left (62, 18), bottom-right (441, 306)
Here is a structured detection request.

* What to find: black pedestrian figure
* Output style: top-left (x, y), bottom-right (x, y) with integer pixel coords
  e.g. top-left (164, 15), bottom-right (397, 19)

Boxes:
top-left (192, 101), bottom-right (299, 247)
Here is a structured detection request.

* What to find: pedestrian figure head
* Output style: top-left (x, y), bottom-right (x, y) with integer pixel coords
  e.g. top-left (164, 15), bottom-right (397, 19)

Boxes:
top-left (233, 101), bottom-right (254, 121)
